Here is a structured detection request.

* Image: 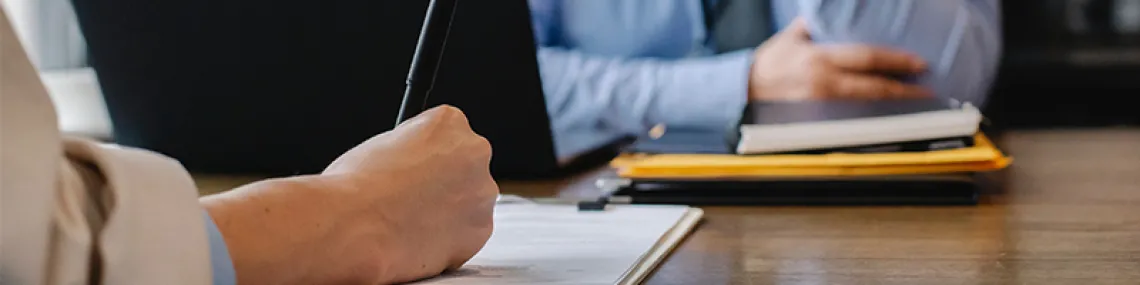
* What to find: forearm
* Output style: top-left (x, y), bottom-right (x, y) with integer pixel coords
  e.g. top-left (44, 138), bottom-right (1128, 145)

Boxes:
top-left (201, 175), bottom-right (387, 285)
top-left (538, 48), bottom-right (753, 135)
top-left (201, 178), bottom-right (309, 285)
top-left (800, 0), bottom-right (1002, 105)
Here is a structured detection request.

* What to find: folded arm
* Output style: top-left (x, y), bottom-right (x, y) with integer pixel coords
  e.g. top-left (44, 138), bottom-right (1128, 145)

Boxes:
top-left (529, 0), bottom-right (753, 143)
top-left (800, 0), bottom-right (1002, 106)
top-left (537, 48), bottom-right (753, 136)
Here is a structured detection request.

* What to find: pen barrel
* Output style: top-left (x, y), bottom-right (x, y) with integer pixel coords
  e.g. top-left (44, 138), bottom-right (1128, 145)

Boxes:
top-left (397, 0), bottom-right (460, 126)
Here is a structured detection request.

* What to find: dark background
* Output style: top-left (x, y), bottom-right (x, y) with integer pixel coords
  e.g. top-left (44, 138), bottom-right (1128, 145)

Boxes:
top-left (68, 0), bottom-right (1139, 177)
top-left (987, 0), bottom-right (1140, 130)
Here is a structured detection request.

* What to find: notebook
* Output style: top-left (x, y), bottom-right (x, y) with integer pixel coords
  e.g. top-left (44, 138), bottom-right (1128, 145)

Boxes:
top-left (736, 99), bottom-right (983, 154)
top-left (412, 202), bottom-right (703, 285)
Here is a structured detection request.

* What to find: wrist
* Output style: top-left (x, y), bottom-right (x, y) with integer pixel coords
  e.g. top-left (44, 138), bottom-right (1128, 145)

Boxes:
top-left (747, 49), bottom-right (766, 102)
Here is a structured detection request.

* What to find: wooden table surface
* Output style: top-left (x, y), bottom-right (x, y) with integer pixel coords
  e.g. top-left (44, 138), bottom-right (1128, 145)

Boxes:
top-left (195, 129), bottom-right (1140, 285)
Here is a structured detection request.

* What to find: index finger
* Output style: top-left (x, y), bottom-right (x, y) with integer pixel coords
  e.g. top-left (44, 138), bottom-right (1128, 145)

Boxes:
top-left (821, 45), bottom-right (926, 73)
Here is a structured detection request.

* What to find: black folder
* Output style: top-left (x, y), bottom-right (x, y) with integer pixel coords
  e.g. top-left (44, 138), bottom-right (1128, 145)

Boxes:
top-left (612, 175), bottom-right (981, 206)
top-left (614, 129), bottom-right (982, 206)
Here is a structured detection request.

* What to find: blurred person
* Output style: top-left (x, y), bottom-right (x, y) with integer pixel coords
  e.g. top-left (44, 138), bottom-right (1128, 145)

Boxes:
top-left (0, 6), bottom-right (497, 284)
top-left (531, 0), bottom-right (1001, 154)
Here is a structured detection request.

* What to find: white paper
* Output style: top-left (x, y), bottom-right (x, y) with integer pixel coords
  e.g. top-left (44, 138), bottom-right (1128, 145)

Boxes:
top-left (411, 204), bottom-right (693, 285)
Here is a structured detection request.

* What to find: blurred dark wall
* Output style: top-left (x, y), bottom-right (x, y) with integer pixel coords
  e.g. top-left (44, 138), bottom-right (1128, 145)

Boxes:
top-left (987, 0), bottom-right (1140, 130)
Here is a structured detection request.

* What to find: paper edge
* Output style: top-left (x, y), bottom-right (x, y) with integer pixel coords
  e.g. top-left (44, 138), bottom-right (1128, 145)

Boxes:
top-left (617, 207), bottom-right (705, 285)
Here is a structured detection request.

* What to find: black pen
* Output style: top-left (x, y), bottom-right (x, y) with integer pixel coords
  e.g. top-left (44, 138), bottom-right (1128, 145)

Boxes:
top-left (395, 0), bottom-right (461, 127)
top-left (496, 194), bottom-right (635, 211)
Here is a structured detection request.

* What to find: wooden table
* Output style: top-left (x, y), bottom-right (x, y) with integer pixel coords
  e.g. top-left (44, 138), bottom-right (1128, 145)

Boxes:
top-left (196, 129), bottom-right (1140, 284)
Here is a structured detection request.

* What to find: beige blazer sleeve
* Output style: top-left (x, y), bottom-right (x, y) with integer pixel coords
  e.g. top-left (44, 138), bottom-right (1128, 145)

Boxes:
top-left (2, 6), bottom-right (213, 285)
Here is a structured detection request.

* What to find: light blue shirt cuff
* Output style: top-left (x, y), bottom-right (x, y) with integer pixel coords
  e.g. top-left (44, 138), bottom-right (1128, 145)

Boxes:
top-left (203, 211), bottom-right (237, 285)
top-left (650, 49), bottom-right (753, 130)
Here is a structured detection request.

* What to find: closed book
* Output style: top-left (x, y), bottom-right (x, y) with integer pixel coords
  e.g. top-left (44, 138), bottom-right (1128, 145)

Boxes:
top-left (737, 99), bottom-right (983, 154)
top-left (778, 136), bottom-right (976, 155)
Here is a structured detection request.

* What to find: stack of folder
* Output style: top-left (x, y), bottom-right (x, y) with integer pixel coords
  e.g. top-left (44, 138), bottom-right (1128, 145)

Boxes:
top-left (606, 100), bottom-right (1014, 205)
top-left (612, 133), bottom-right (1011, 179)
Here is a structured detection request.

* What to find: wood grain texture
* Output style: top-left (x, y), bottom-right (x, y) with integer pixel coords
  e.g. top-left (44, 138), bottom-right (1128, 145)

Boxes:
top-left (195, 129), bottom-right (1140, 284)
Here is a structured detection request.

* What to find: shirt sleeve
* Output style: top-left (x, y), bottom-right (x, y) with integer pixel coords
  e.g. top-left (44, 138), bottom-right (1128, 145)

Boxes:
top-left (537, 48), bottom-right (753, 137)
top-left (203, 211), bottom-right (237, 285)
top-left (798, 0), bottom-right (1002, 106)
top-left (528, 0), bottom-right (752, 144)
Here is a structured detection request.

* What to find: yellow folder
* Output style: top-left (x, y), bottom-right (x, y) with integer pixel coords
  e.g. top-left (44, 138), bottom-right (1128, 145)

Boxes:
top-left (613, 133), bottom-right (1012, 179)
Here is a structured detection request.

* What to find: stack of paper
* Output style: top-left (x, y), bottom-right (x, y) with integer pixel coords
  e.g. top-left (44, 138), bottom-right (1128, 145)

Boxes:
top-left (413, 203), bottom-right (703, 285)
top-left (613, 133), bottom-right (1011, 179)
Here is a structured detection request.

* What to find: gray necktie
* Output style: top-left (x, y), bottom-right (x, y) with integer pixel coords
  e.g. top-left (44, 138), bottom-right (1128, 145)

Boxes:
top-left (707, 0), bottom-right (773, 54)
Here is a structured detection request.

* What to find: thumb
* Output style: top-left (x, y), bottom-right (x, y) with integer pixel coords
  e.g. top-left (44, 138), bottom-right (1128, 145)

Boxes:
top-left (777, 18), bottom-right (810, 40)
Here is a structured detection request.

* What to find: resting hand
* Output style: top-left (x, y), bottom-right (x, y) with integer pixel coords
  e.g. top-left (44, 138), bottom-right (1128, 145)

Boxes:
top-left (749, 19), bottom-right (933, 101)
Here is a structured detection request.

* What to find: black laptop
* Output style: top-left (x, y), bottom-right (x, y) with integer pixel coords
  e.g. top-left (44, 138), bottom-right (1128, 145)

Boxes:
top-left (71, 0), bottom-right (619, 179)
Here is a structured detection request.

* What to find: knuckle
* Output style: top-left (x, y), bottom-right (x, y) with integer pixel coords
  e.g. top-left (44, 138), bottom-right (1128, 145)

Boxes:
top-left (807, 68), bottom-right (830, 81)
top-left (835, 77), bottom-right (868, 97)
top-left (804, 50), bottom-right (829, 66)
top-left (806, 83), bottom-right (830, 99)
top-left (471, 135), bottom-right (493, 158)
top-left (871, 84), bottom-right (893, 97)
top-left (855, 50), bottom-right (878, 65)
top-left (808, 73), bottom-right (833, 95)
top-left (444, 106), bottom-right (474, 128)
top-left (436, 104), bottom-right (463, 116)
top-left (426, 105), bottom-right (465, 123)
top-left (479, 180), bottom-right (500, 205)
top-left (486, 180), bottom-right (501, 196)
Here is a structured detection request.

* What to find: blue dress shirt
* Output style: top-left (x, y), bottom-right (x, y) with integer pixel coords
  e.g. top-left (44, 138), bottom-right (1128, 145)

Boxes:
top-left (529, 0), bottom-right (1001, 157)
top-left (204, 212), bottom-right (237, 285)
